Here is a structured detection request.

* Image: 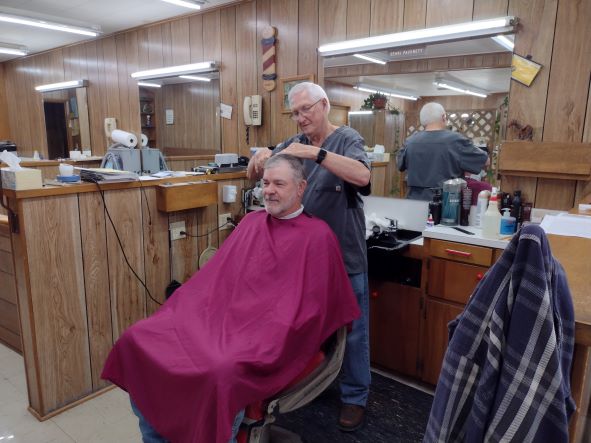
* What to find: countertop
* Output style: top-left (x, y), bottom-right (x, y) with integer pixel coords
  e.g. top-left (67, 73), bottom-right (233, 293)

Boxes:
top-left (423, 225), bottom-right (511, 249)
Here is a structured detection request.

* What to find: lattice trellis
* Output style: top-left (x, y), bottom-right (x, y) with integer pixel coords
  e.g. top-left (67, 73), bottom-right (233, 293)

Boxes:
top-left (406, 109), bottom-right (498, 143)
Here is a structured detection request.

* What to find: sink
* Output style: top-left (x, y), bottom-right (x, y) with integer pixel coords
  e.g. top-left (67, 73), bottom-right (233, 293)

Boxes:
top-left (366, 229), bottom-right (422, 251)
top-left (366, 229), bottom-right (423, 287)
top-left (389, 229), bottom-right (422, 242)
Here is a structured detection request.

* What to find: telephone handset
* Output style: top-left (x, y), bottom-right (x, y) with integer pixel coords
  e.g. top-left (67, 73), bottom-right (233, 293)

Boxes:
top-left (243, 95), bottom-right (262, 126)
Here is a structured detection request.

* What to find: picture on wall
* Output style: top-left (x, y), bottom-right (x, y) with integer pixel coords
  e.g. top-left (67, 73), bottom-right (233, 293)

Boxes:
top-left (279, 74), bottom-right (315, 113)
top-left (511, 54), bottom-right (542, 87)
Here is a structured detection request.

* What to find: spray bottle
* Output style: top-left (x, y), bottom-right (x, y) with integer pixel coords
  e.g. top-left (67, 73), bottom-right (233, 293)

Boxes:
top-left (482, 188), bottom-right (501, 238)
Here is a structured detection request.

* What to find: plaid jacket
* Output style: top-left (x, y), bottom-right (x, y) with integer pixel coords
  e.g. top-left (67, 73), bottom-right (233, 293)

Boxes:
top-left (424, 225), bottom-right (576, 442)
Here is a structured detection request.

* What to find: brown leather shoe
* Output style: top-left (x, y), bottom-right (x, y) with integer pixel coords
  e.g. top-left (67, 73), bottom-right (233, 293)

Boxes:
top-left (338, 403), bottom-right (365, 432)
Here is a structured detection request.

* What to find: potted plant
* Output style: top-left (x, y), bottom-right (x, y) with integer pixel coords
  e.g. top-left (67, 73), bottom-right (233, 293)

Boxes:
top-left (361, 92), bottom-right (388, 110)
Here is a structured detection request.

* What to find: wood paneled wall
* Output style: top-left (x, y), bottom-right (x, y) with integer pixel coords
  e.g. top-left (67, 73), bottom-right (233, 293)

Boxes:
top-left (156, 80), bottom-right (220, 152)
top-left (0, 0), bottom-right (590, 208)
top-left (0, 64), bottom-right (9, 140)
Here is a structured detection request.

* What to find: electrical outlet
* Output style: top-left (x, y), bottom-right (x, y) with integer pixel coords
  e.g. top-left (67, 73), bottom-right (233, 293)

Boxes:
top-left (170, 221), bottom-right (186, 241)
top-left (218, 213), bottom-right (232, 230)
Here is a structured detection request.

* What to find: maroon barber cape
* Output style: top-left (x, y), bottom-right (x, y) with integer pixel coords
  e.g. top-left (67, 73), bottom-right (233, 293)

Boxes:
top-left (101, 210), bottom-right (360, 442)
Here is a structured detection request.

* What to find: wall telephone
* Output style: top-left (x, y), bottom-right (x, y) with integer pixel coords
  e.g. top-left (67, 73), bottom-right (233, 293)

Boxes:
top-left (243, 95), bottom-right (262, 126)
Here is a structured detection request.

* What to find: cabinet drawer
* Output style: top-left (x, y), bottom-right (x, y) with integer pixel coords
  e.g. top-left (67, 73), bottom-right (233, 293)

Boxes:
top-left (430, 239), bottom-right (493, 266)
top-left (428, 257), bottom-right (488, 304)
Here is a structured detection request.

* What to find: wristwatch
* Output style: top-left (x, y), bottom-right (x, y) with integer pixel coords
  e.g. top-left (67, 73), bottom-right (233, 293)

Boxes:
top-left (316, 148), bottom-right (327, 164)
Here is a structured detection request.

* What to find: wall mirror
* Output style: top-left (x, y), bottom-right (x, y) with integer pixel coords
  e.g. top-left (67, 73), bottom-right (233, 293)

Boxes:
top-left (137, 70), bottom-right (221, 156)
top-left (321, 32), bottom-right (515, 197)
top-left (41, 86), bottom-right (91, 159)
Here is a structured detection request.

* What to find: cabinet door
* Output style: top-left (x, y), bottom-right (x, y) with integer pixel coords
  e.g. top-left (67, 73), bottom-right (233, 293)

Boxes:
top-left (421, 298), bottom-right (464, 385)
top-left (369, 280), bottom-right (421, 377)
top-left (428, 258), bottom-right (487, 304)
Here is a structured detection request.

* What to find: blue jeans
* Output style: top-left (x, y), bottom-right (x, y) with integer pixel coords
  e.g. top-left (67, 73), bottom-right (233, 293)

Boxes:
top-left (130, 398), bottom-right (245, 443)
top-left (340, 272), bottom-right (371, 407)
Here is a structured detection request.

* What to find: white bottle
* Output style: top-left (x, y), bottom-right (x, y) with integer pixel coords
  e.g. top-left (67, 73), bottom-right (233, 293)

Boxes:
top-left (474, 190), bottom-right (490, 227)
top-left (482, 188), bottom-right (501, 238)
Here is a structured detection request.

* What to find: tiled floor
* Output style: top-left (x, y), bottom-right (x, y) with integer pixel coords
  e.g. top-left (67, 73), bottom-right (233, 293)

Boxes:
top-left (0, 343), bottom-right (141, 443)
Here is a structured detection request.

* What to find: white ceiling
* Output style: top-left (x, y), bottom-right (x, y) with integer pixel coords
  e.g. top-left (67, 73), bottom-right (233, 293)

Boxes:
top-left (0, 0), bottom-right (241, 63)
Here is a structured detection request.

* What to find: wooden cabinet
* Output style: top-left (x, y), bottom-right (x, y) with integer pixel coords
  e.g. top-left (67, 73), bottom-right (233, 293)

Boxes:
top-left (427, 258), bottom-right (487, 304)
top-left (421, 298), bottom-right (464, 385)
top-left (0, 216), bottom-right (19, 352)
top-left (369, 280), bottom-right (421, 377)
top-left (419, 238), bottom-right (501, 385)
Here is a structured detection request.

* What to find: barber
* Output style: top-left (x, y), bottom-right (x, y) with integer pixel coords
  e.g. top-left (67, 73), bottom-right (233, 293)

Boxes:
top-left (396, 102), bottom-right (489, 201)
top-left (247, 82), bottom-right (371, 432)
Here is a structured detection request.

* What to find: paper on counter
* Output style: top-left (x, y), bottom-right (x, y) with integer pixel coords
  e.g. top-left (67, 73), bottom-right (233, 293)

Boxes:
top-left (539, 213), bottom-right (591, 239)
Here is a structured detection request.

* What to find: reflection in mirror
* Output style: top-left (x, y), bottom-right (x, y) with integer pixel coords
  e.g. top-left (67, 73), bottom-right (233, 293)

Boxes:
top-left (138, 71), bottom-right (220, 156)
top-left (42, 87), bottom-right (91, 159)
top-left (323, 34), bottom-right (514, 198)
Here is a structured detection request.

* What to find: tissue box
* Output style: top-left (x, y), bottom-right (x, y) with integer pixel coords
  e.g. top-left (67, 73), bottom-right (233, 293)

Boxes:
top-left (1, 167), bottom-right (43, 190)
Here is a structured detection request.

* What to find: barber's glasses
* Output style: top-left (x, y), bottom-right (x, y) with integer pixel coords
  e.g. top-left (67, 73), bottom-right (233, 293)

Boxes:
top-left (290, 99), bottom-right (322, 121)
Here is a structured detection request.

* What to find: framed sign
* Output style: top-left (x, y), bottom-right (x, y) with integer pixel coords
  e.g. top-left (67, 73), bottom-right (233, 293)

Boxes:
top-left (511, 54), bottom-right (542, 87)
top-left (279, 74), bottom-right (315, 113)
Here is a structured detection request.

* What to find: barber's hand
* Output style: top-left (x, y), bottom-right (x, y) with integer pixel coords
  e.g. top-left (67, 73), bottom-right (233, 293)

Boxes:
top-left (246, 148), bottom-right (272, 180)
top-left (280, 142), bottom-right (318, 160)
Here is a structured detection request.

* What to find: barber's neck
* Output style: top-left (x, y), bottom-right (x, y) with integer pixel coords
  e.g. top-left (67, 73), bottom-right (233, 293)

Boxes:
top-left (308, 120), bottom-right (337, 146)
top-left (424, 122), bottom-right (446, 131)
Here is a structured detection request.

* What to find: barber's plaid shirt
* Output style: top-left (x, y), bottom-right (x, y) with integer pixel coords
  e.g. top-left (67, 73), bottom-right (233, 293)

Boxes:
top-left (424, 225), bottom-right (576, 442)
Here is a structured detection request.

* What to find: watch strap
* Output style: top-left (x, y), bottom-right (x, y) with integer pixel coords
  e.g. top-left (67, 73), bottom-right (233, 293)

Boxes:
top-left (316, 148), bottom-right (327, 164)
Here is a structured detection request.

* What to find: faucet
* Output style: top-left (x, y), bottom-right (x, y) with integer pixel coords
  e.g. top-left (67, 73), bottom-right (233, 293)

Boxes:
top-left (385, 217), bottom-right (398, 233)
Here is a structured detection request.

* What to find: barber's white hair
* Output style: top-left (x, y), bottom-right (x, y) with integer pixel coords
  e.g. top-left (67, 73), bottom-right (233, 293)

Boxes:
top-left (420, 102), bottom-right (446, 126)
top-left (288, 82), bottom-right (331, 113)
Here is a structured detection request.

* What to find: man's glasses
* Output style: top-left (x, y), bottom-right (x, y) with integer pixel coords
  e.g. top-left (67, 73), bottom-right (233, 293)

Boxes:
top-left (290, 99), bottom-right (323, 121)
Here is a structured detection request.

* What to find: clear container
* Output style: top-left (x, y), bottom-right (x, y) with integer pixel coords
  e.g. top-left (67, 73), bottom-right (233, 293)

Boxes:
top-left (441, 178), bottom-right (466, 226)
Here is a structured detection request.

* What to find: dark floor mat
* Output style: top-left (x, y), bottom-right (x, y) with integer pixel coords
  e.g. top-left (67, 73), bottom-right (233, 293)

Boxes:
top-left (273, 371), bottom-right (433, 443)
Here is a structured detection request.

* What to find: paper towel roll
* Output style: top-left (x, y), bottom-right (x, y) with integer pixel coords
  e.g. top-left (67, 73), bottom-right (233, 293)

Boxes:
top-left (111, 129), bottom-right (137, 148)
top-left (141, 134), bottom-right (148, 148)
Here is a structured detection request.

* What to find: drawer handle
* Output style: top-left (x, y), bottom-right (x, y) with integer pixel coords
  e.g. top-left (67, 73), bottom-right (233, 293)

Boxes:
top-left (444, 248), bottom-right (472, 258)
top-left (476, 272), bottom-right (484, 281)
top-left (371, 291), bottom-right (379, 299)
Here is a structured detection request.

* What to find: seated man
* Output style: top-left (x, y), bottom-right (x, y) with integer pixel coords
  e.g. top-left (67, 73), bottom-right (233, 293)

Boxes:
top-left (101, 154), bottom-right (361, 443)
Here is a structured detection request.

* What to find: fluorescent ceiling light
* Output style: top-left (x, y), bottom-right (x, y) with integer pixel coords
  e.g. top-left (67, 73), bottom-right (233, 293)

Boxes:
top-left (433, 80), bottom-right (487, 98)
top-left (354, 85), bottom-right (419, 101)
top-left (131, 62), bottom-right (216, 80)
top-left (138, 82), bottom-right (162, 88)
top-left (353, 54), bottom-right (386, 65)
top-left (349, 111), bottom-right (374, 115)
top-left (35, 79), bottom-right (88, 92)
top-left (492, 34), bottom-right (514, 51)
top-left (0, 43), bottom-right (28, 56)
top-left (319, 16), bottom-right (517, 56)
top-left (160, 0), bottom-right (202, 10)
top-left (179, 75), bottom-right (211, 82)
top-left (0, 13), bottom-right (100, 37)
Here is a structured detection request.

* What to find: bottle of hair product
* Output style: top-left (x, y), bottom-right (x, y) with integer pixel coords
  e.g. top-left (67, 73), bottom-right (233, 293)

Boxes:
top-left (482, 188), bottom-right (501, 238)
top-left (511, 190), bottom-right (522, 229)
top-left (475, 190), bottom-right (490, 227)
top-left (429, 188), bottom-right (442, 225)
top-left (500, 208), bottom-right (516, 235)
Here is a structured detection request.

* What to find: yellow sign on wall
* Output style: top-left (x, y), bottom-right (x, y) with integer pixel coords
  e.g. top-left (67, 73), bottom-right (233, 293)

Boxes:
top-left (511, 54), bottom-right (542, 87)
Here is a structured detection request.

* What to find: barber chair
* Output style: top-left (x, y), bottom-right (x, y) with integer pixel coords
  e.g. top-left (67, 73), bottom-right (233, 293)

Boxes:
top-left (237, 326), bottom-right (347, 443)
